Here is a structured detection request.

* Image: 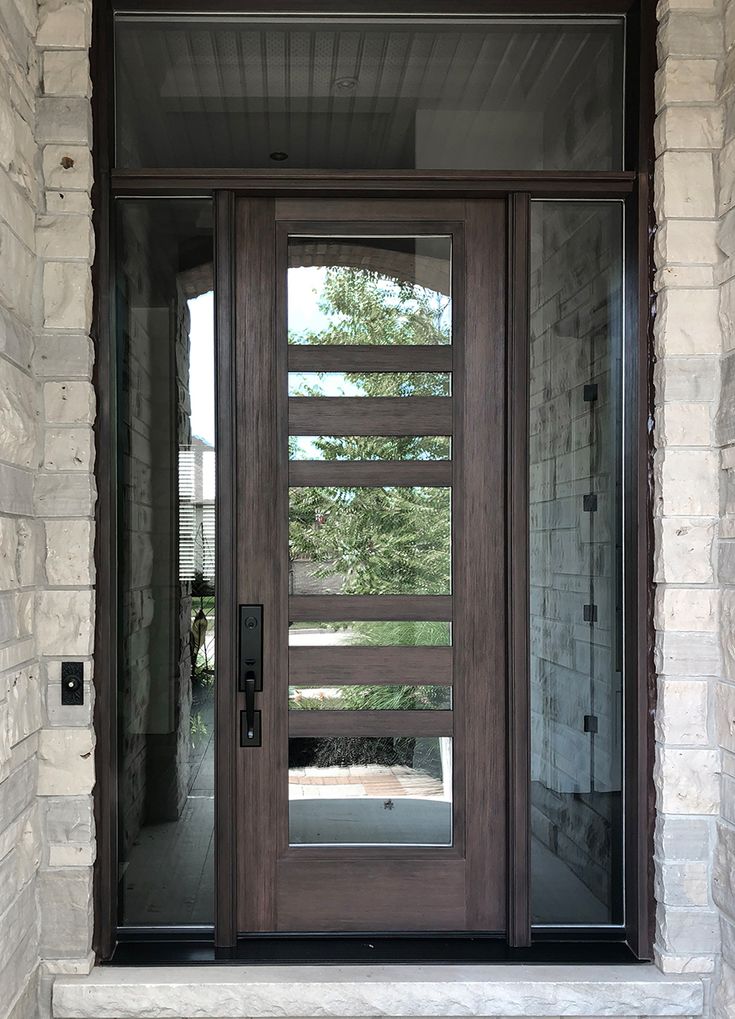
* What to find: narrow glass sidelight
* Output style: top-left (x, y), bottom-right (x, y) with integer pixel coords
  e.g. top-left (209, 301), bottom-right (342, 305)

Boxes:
top-left (116, 199), bottom-right (215, 926)
top-left (529, 201), bottom-right (624, 927)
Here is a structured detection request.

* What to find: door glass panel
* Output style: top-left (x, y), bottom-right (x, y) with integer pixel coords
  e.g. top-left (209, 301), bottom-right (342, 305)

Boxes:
top-left (289, 621), bottom-right (452, 646)
top-left (289, 487), bottom-right (451, 595)
top-left (289, 686), bottom-right (452, 710)
top-left (288, 237), bottom-right (451, 345)
top-left (289, 372), bottom-right (451, 397)
top-left (289, 436), bottom-right (451, 460)
top-left (116, 199), bottom-right (215, 926)
top-left (115, 17), bottom-right (624, 171)
top-left (529, 201), bottom-right (624, 926)
top-left (288, 737), bottom-right (453, 845)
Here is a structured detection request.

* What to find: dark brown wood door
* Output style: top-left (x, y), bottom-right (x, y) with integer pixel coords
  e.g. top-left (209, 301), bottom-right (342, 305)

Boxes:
top-left (234, 199), bottom-right (507, 933)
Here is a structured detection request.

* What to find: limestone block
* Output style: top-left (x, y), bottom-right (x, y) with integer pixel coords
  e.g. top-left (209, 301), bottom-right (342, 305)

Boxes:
top-left (44, 381), bottom-right (94, 423)
top-left (656, 289), bottom-right (721, 355)
top-left (655, 449), bottom-right (719, 514)
top-left (37, 0), bottom-right (90, 48)
top-left (35, 589), bottom-right (93, 656)
top-left (0, 516), bottom-right (20, 589)
top-left (714, 960), bottom-right (735, 1019)
top-left (722, 772), bottom-right (735, 825)
top-left (655, 106), bottom-right (724, 153)
top-left (655, 746), bottom-right (719, 813)
top-left (0, 357), bottom-right (38, 470)
top-left (718, 207), bottom-right (735, 258)
top-left (43, 261), bottom-right (92, 330)
top-left (43, 49), bottom-right (90, 95)
top-left (655, 263), bottom-right (714, 289)
top-left (33, 334), bottom-right (93, 379)
top-left (0, 172), bottom-right (36, 255)
top-left (6, 664), bottom-right (42, 747)
top-left (655, 402), bottom-right (712, 446)
top-left (36, 96), bottom-right (91, 145)
top-left (716, 682), bottom-right (735, 753)
top-left (44, 519), bottom-right (93, 585)
top-left (655, 152), bottom-right (716, 219)
top-left (0, 304), bottom-right (33, 374)
top-left (720, 137), bottom-right (735, 216)
top-left (0, 223), bottom-right (34, 323)
top-left (0, 590), bottom-right (20, 643)
top-left (653, 517), bottom-right (716, 583)
top-left (38, 727), bottom-right (94, 795)
top-left (655, 860), bottom-right (710, 906)
top-left (37, 213), bottom-right (93, 260)
top-left (654, 356), bottom-right (718, 402)
top-left (655, 815), bottom-right (712, 861)
top-left (716, 352), bottom-right (735, 444)
top-left (0, 467), bottom-right (33, 523)
top-left (42, 144), bottom-right (92, 191)
top-left (656, 58), bottom-right (719, 107)
top-left (713, 822), bottom-right (735, 921)
top-left (43, 794), bottom-right (94, 867)
top-left (655, 587), bottom-right (718, 632)
top-left (34, 473), bottom-right (95, 517)
top-left (655, 948), bottom-right (717, 973)
top-left (657, 12), bottom-right (724, 58)
top-left (0, 887), bottom-right (38, 1017)
top-left (37, 867), bottom-right (92, 957)
top-left (656, 905), bottom-right (720, 955)
top-left (655, 631), bottom-right (721, 677)
top-left (655, 679), bottom-right (709, 745)
top-left (43, 426), bottom-right (93, 471)
top-left (45, 189), bottom-right (91, 215)
top-left (722, 590), bottom-right (735, 681)
top-left (720, 278), bottom-right (735, 351)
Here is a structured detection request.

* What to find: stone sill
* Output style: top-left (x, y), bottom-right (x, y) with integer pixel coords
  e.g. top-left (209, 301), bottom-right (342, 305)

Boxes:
top-left (52, 964), bottom-right (704, 1018)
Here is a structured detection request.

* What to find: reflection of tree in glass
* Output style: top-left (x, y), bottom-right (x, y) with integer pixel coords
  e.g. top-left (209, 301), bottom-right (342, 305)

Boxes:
top-left (288, 269), bottom-right (452, 740)
top-left (290, 267), bottom-right (450, 347)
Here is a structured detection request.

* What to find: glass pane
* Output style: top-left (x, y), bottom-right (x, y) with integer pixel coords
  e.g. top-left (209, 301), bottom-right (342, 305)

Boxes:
top-left (290, 436), bottom-right (451, 460)
top-left (288, 237), bottom-right (451, 345)
top-left (117, 199), bottom-right (215, 926)
top-left (289, 487), bottom-right (451, 595)
top-left (289, 372), bottom-right (451, 397)
top-left (116, 17), bottom-right (624, 171)
top-left (289, 737), bottom-right (452, 845)
top-left (289, 686), bottom-right (451, 709)
top-left (529, 201), bottom-right (623, 926)
top-left (289, 621), bottom-right (452, 646)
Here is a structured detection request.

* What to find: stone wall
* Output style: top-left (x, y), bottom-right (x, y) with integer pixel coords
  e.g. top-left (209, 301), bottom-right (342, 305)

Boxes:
top-left (0, 0), bottom-right (43, 1014)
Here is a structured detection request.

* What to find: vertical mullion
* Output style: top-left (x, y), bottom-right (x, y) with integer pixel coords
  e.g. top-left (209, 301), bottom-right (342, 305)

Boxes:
top-left (214, 190), bottom-right (237, 951)
top-left (507, 193), bottom-right (531, 948)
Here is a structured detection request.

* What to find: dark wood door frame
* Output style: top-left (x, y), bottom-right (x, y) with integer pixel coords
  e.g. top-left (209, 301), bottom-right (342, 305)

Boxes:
top-left (90, 0), bottom-right (656, 963)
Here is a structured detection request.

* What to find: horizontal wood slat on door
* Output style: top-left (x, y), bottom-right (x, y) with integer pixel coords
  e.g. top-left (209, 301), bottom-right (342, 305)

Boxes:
top-left (289, 646), bottom-right (453, 685)
top-left (289, 460), bottom-right (451, 487)
top-left (289, 595), bottom-right (452, 622)
top-left (288, 344), bottom-right (452, 372)
top-left (288, 709), bottom-right (453, 737)
top-left (289, 397), bottom-right (452, 436)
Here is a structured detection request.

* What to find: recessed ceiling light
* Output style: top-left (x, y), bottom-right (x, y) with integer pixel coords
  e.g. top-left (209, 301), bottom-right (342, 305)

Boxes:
top-left (269, 151), bottom-right (289, 161)
top-left (334, 77), bottom-right (358, 92)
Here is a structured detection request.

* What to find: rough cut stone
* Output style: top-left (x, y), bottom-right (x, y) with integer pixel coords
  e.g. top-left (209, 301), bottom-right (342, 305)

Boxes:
top-left (44, 381), bottom-right (94, 424)
top-left (43, 261), bottom-right (92, 330)
top-left (655, 152), bottom-right (716, 219)
top-left (35, 590), bottom-right (94, 657)
top-left (38, 728), bottom-right (94, 796)
top-left (655, 747), bottom-right (720, 814)
top-left (43, 49), bottom-right (90, 96)
top-left (44, 520), bottom-right (93, 586)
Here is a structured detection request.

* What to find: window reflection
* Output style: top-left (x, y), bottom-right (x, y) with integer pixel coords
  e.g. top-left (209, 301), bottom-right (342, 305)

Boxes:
top-left (117, 200), bottom-right (215, 926)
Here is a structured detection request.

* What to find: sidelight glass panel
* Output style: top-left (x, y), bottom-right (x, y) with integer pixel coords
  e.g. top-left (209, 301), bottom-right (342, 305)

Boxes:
top-left (289, 487), bottom-right (451, 595)
top-left (116, 199), bottom-right (215, 926)
top-left (288, 372), bottom-right (451, 397)
top-left (289, 686), bottom-right (452, 710)
top-left (529, 201), bottom-right (624, 926)
top-left (288, 237), bottom-right (451, 345)
top-left (289, 621), bottom-right (452, 647)
top-left (288, 737), bottom-right (453, 845)
top-left (289, 436), bottom-right (451, 460)
top-left (115, 17), bottom-right (624, 171)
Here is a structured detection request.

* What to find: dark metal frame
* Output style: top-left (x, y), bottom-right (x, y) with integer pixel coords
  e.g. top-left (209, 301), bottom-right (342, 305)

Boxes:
top-left (91, 0), bottom-right (657, 963)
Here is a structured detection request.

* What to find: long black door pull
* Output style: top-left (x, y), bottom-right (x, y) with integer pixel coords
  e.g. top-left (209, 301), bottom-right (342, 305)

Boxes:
top-left (239, 605), bottom-right (262, 747)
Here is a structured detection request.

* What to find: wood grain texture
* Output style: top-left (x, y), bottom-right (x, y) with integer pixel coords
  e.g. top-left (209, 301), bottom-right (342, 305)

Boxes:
top-left (289, 646), bottom-right (452, 685)
top-left (288, 344), bottom-right (452, 371)
top-left (506, 193), bottom-right (531, 948)
top-left (235, 198), bottom-right (285, 933)
top-left (455, 199), bottom-right (507, 929)
top-left (288, 709), bottom-right (453, 737)
top-left (289, 460), bottom-right (451, 487)
top-left (289, 397), bottom-right (452, 436)
top-left (289, 595), bottom-right (452, 622)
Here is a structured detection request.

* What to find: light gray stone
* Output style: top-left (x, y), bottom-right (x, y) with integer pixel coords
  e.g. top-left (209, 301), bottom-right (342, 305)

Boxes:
top-left (35, 590), bottom-right (94, 656)
top-left (37, 727), bottom-right (94, 796)
top-left (44, 382), bottom-right (94, 423)
top-left (33, 333), bottom-right (93, 379)
top-left (43, 49), bottom-right (90, 96)
top-left (38, 868), bottom-right (92, 958)
top-left (36, 97), bottom-right (91, 146)
top-left (43, 261), bottom-right (92, 331)
top-left (655, 746), bottom-right (720, 814)
top-left (51, 965), bottom-right (705, 1019)
top-left (37, 0), bottom-right (90, 49)
top-left (44, 519), bottom-right (93, 586)
top-left (34, 473), bottom-right (95, 517)
top-left (41, 144), bottom-right (92, 192)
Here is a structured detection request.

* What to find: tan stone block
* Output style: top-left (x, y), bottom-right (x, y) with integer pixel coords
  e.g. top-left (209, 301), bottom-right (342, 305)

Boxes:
top-left (656, 58), bottom-right (719, 107)
top-left (41, 144), bottom-right (92, 191)
top-left (655, 746), bottom-right (719, 813)
top-left (654, 516), bottom-right (716, 583)
top-left (656, 289), bottom-right (721, 355)
top-left (655, 587), bottom-right (719, 631)
top-left (655, 448), bottom-right (719, 514)
top-left (655, 106), bottom-right (724, 153)
top-left (43, 261), bottom-right (91, 330)
top-left (656, 402), bottom-right (712, 446)
top-left (36, 213), bottom-right (93, 260)
top-left (655, 151), bottom-right (716, 218)
top-left (43, 49), bottom-right (90, 96)
top-left (37, 0), bottom-right (90, 49)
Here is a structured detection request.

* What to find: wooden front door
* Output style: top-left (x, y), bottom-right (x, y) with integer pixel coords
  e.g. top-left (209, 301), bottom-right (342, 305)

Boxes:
top-left (234, 199), bottom-right (507, 933)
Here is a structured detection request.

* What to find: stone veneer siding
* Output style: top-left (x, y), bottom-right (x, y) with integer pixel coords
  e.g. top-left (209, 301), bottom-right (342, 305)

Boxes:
top-left (0, 0), bottom-right (733, 1016)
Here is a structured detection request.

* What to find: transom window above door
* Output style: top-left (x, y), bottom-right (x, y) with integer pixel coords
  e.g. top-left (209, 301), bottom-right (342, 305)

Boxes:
top-left (114, 16), bottom-right (625, 171)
